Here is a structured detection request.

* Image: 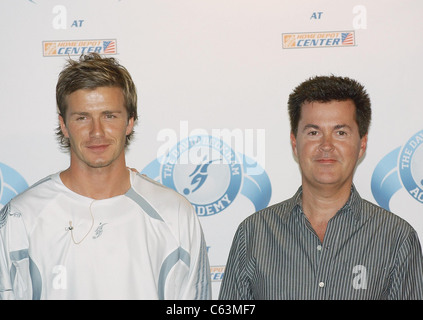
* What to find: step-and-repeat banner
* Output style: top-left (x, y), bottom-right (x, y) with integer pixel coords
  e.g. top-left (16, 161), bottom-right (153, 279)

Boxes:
top-left (1, 1), bottom-right (422, 298)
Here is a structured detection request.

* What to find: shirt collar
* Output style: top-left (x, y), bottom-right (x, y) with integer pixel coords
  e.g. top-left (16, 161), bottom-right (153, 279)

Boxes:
top-left (288, 184), bottom-right (363, 223)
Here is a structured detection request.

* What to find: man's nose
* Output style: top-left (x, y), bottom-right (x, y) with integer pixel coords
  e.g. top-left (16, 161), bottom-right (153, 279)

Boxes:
top-left (319, 134), bottom-right (335, 152)
top-left (90, 118), bottom-right (105, 137)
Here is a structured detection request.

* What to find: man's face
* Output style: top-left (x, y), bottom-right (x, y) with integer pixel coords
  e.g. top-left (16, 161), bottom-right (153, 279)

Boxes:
top-left (290, 99), bottom-right (367, 189)
top-left (59, 86), bottom-right (134, 169)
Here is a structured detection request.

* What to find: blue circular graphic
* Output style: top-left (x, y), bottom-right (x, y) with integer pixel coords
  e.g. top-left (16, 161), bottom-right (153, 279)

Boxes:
top-left (141, 135), bottom-right (272, 217)
top-left (0, 163), bottom-right (28, 207)
top-left (161, 135), bottom-right (242, 216)
top-left (399, 130), bottom-right (423, 204)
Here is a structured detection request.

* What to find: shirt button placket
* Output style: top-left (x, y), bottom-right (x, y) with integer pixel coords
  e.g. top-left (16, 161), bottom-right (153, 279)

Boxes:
top-left (315, 243), bottom-right (329, 299)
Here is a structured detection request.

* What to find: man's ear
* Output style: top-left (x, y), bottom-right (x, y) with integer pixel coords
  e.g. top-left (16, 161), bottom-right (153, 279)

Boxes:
top-left (126, 117), bottom-right (135, 136)
top-left (358, 133), bottom-right (368, 160)
top-left (59, 115), bottom-right (69, 138)
top-left (290, 131), bottom-right (298, 158)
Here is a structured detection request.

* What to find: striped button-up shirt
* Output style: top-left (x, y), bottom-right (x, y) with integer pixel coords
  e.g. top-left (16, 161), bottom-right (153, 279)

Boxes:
top-left (219, 186), bottom-right (423, 300)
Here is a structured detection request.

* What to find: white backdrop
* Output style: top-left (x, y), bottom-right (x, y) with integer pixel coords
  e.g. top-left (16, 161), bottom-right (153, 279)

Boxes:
top-left (1, 0), bottom-right (422, 299)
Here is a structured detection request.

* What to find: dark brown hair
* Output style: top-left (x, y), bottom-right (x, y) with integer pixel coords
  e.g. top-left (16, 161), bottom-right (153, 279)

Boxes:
top-left (288, 75), bottom-right (371, 138)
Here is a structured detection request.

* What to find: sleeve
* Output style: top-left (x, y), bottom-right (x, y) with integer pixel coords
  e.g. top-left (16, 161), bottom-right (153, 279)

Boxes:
top-left (179, 204), bottom-right (212, 300)
top-left (0, 203), bottom-right (32, 300)
top-left (388, 228), bottom-right (423, 300)
top-left (218, 222), bottom-right (254, 300)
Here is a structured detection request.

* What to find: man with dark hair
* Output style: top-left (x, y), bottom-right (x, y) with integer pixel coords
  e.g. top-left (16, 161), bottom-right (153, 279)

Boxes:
top-left (219, 75), bottom-right (423, 300)
top-left (0, 53), bottom-right (211, 300)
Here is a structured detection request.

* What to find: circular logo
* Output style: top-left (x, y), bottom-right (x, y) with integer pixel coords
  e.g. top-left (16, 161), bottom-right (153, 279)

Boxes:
top-left (0, 162), bottom-right (28, 208)
top-left (161, 135), bottom-right (242, 216)
top-left (399, 130), bottom-right (423, 204)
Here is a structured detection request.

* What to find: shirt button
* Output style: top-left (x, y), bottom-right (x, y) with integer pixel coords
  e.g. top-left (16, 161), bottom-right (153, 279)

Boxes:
top-left (317, 245), bottom-right (322, 251)
top-left (319, 282), bottom-right (325, 288)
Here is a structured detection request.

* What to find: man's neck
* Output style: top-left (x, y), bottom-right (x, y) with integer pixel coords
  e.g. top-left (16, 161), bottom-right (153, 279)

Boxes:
top-left (301, 182), bottom-right (352, 242)
top-left (60, 161), bottom-right (131, 200)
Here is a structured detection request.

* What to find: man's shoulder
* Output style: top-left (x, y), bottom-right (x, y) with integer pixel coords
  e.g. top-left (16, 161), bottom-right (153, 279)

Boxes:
top-left (241, 197), bottom-right (294, 228)
top-left (360, 198), bottom-right (417, 235)
top-left (1, 173), bottom-right (60, 226)
top-left (10, 173), bottom-right (58, 207)
top-left (130, 172), bottom-right (194, 216)
top-left (131, 172), bottom-right (187, 200)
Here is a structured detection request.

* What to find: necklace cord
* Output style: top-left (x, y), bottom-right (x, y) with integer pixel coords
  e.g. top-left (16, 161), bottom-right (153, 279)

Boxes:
top-left (68, 200), bottom-right (95, 245)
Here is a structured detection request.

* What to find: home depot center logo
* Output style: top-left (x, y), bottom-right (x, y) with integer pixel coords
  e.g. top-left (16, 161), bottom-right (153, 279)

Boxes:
top-left (282, 31), bottom-right (355, 49)
top-left (43, 39), bottom-right (117, 56)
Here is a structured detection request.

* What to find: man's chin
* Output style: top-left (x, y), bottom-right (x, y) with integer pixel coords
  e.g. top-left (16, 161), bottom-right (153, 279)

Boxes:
top-left (85, 160), bottom-right (113, 169)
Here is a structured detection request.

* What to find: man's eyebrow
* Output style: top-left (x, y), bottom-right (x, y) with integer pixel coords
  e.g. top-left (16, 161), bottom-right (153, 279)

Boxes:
top-left (102, 109), bottom-right (123, 113)
top-left (302, 124), bottom-right (319, 131)
top-left (69, 110), bottom-right (123, 115)
top-left (69, 111), bottom-right (90, 116)
top-left (302, 124), bottom-right (352, 131)
top-left (334, 124), bottom-right (352, 130)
